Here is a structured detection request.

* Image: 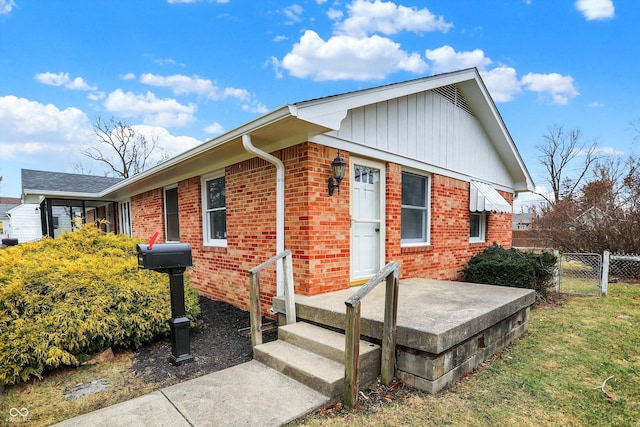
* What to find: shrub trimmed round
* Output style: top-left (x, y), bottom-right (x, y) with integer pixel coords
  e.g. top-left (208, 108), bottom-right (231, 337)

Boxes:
top-left (463, 243), bottom-right (557, 296)
top-left (0, 224), bottom-right (200, 385)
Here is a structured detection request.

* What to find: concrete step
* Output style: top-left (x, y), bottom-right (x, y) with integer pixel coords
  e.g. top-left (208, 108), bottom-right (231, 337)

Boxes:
top-left (278, 321), bottom-right (381, 366)
top-left (253, 322), bottom-right (381, 398)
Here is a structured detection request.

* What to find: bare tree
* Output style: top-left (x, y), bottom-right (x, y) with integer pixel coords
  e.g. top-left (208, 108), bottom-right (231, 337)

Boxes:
top-left (536, 124), bottom-right (599, 204)
top-left (534, 153), bottom-right (640, 254)
top-left (82, 116), bottom-right (169, 178)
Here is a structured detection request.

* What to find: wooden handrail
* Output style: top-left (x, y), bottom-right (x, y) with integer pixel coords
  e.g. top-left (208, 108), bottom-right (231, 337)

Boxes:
top-left (248, 250), bottom-right (296, 348)
top-left (344, 261), bottom-right (400, 408)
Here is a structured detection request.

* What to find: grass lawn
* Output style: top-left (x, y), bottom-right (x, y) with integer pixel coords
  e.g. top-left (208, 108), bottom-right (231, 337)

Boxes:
top-left (294, 283), bottom-right (640, 427)
top-left (1, 283), bottom-right (638, 426)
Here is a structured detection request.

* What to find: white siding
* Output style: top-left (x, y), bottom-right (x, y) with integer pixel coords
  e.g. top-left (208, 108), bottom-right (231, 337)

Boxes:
top-left (336, 90), bottom-right (512, 186)
top-left (7, 204), bottom-right (42, 243)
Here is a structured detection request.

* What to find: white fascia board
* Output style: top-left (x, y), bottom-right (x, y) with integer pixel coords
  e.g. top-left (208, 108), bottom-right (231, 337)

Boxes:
top-left (98, 105), bottom-right (296, 198)
top-left (464, 74), bottom-right (536, 192)
top-left (312, 134), bottom-right (516, 194)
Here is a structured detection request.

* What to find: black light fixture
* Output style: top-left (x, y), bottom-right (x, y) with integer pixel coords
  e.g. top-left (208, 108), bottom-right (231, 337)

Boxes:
top-left (328, 149), bottom-right (347, 196)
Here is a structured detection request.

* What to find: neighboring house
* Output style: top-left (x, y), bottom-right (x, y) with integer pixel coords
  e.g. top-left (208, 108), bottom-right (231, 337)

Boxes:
top-left (22, 68), bottom-right (534, 314)
top-left (512, 211), bottom-right (535, 230)
top-left (0, 197), bottom-right (21, 239)
top-left (6, 203), bottom-right (41, 243)
top-left (21, 169), bottom-right (123, 238)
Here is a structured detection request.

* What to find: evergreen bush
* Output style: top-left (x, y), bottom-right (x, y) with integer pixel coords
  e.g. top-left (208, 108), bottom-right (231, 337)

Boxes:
top-left (0, 223), bottom-right (200, 385)
top-left (463, 243), bottom-right (557, 295)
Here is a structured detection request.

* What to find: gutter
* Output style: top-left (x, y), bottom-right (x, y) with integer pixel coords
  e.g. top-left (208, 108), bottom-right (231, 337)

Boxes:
top-left (242, 134), bottom-right (285, 297)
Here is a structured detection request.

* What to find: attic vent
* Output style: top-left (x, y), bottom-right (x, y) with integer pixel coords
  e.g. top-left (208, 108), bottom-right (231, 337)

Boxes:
top-left (432, 84), bottom-right (474, 117)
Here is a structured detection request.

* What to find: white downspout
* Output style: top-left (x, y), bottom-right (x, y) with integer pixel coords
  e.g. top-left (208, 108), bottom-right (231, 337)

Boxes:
top-left (242, 134), bottom-right (285, 296)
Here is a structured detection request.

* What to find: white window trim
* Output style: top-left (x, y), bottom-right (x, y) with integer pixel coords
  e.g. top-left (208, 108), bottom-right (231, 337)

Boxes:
top-left (201, 171), bottom-right (227, 247)
top-left (164, 185), bottom-right (180, 243)
top-left (401, 170), bottom-right (431, 247)
top-left (469, 211), bottom-right (486, 243)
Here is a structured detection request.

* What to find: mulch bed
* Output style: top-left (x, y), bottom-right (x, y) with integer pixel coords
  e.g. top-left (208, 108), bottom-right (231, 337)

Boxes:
top-left (132, 296), bottom-right (277, 384)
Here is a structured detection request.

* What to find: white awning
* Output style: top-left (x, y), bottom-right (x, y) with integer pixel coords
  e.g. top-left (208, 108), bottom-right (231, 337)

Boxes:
top-left (469, 181), bottom-right (512, 213)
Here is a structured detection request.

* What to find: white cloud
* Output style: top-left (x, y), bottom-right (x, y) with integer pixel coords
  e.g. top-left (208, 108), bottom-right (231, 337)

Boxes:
top-left (336, 0), bottom-right (453, 37)
top-left (103, 89), bottom-right (197, 127)
top-left (521, 72), bottom-right (579, 105)
top-left (588, 101), bottom-right (604, 107)
top-left (480, 67), bottom-right (522, 103)
top-left (131, 125), bottom-right (201, 160)
top-left (282, 4), bottom-right (304, 24)
top-left (120, 73), bottom-right (136, 80)
top-left (35, 72), bottom-right (97, 91)
top-left (0, 0), bottom-right (15, 15)
top-left (140, 73), bottom-right (250, 101)
top-left (204, 122), bottom-right (225, 135)
top-left (425, 45), bottom-right (491, 74)
top-left (0, 95), bottom-right (92, 161)
top-left (575, 0), bottom-right (614, 21)
top-left (242, 101), bottom-right (269, 114)
top-left (281, 30), bottom-right (427, 81)
top-left (327, 8), bottom-right (343, 21)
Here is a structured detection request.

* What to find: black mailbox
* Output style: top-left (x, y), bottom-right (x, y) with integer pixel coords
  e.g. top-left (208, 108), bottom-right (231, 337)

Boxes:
top-left (137, 243), bottom-right (192, 271)
top-left (135, 241), bottom-right (194, 365)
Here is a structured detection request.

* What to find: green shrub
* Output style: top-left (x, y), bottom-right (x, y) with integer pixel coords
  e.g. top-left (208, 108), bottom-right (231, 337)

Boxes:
top-left (0, 224), bottom-right (200, 385)
top-left (463, 243), bottom-right (557, 295)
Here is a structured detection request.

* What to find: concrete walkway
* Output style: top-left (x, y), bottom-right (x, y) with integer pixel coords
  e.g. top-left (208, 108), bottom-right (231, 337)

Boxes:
top-left (53, 360), bottom-right (330, 427)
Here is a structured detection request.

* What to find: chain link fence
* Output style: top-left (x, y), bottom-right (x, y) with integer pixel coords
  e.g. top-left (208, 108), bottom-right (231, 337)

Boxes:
top-left (556, 251), bottom-right (640, 297)
top-left (558, 253), bottom-right (602, 296)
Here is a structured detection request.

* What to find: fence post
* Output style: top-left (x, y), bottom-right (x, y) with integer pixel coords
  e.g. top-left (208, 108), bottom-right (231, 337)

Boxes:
top-left (553, 250), bottom-right (560, 292)
top-left (601, 250), bottom-right (610, 296)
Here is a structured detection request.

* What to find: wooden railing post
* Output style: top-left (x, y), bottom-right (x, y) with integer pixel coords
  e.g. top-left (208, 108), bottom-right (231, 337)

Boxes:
top-left (344, 302), bottom-right (361, 408)
top-left (249, 271), bottom-right (262, 348)
top-left (283, 252), bottom-right (296, 325)
top-left (381, 268), bottom-right (399, 385)
top-left (248, 250), bottom-right (295, 349)
top-left (343, 261), bottom-right (399, 408)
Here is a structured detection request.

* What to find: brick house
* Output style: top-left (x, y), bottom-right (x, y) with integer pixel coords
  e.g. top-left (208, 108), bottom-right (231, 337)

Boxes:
top-left (23, 68), bottom-right (534, 314)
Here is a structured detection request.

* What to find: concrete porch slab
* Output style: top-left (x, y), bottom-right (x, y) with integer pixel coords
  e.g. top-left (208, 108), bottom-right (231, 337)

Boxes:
top-left (276, 278), bottom-right (535, 354)
top-left (274, 279), bottom-right (535, 394)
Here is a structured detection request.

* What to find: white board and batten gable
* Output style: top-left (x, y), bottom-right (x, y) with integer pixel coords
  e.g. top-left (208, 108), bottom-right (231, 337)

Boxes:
top-left (297, 68), bottom-right (534, 196)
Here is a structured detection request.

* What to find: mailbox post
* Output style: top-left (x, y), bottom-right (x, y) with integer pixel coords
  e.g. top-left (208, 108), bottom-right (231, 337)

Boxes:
top-left (137, 242), bottom-right (193, 365)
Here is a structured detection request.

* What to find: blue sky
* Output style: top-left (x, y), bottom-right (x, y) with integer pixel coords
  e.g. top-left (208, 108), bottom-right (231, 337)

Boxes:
top-left (0, 0), bottom-right (637, 209)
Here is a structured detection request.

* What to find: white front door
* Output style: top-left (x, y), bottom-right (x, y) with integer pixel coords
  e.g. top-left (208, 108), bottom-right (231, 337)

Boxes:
top-left (351, 158), bottom-right (385, 281)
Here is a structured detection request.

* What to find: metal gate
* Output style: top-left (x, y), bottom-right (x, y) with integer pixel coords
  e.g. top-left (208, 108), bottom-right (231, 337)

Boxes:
top-left (558, 253), bottom-right (602, 296)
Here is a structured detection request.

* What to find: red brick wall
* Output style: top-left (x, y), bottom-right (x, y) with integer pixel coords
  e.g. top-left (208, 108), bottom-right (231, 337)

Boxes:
top-left (131, 188), bottom-right (164, 241)
top-left (386, 167), bottom-right (513, 281)
top-left (129, 141), bottom-right (513, 314)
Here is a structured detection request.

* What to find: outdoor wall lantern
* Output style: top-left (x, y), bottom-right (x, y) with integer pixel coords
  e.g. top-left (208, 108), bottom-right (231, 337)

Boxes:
top-left (328, 149), bottom-right (347, 196)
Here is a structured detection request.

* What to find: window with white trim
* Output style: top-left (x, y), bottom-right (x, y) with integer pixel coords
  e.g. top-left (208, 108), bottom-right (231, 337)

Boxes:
top-left (401, 171), bottom-right (430, 244)
top-left (164, 186), bottom-right (180, 242)
top-left (119, 200), bottom-right (132, 236)
top-left (202, 173), bottom-right (227, 246)
top-left (470, 211), bottom-right (486, 242)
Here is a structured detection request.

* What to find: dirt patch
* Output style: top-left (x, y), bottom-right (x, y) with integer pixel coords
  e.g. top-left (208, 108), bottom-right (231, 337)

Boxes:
top-left (132, 296), bottom-right (277, 384)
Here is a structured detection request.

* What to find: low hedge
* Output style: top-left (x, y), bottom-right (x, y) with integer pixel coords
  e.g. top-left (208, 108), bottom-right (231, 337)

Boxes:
top-left (0, 224), bottom-right (200, 385)
top-left (463, 243), bottom-right (557, 295)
